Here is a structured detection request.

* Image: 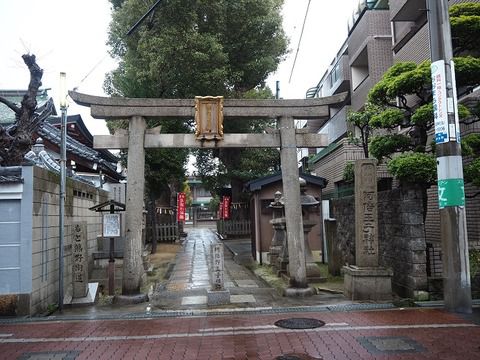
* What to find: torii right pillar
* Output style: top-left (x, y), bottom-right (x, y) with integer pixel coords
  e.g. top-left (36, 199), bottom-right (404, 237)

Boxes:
top-left (279, 116), bottom-right (314, 296)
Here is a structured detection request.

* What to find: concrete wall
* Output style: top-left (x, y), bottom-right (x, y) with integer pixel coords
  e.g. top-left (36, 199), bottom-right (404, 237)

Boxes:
top-left (0, 166), bottom-right (108, 315)
top-left (328, 187), bottom-right (428, 297)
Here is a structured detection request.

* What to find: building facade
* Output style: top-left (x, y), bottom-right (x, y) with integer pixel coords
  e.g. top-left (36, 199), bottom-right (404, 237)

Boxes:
top-left (307, 0), bottom-right (480, 281)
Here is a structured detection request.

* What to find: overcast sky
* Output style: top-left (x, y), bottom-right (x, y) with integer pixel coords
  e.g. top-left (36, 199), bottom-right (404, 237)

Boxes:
top-left (0, 0), bottom-right (354, 135)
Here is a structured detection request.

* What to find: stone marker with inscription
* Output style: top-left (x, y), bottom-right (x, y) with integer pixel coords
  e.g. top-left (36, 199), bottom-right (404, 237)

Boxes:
top-left (343, 159), bottom-right (392, 300)
top-left (72, 222), bottom-right (88, 298)
top-left (207, 243), bottom-right (230, 305)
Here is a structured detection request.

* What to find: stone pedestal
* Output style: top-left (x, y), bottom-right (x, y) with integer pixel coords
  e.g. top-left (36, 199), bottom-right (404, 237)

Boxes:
top-left (207, 290), bottom-right (230, 305)
top-left (303, 220), bottom-right (326, 283)
top-left (343, 265), bottom-right (393, 300)
top-left (268, 218), bottom-right (286, 266)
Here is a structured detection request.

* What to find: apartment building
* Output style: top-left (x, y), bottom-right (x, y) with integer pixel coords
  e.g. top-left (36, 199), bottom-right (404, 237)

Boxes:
top-left (307, 0), bottom-right (392, 198)
top-left (308, 0), bottom-right (480, 277)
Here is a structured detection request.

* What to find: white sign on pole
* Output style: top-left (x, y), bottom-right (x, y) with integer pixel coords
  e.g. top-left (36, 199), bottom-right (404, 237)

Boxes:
top-left (431, 60), bottom-right (449, 144)
top-left (449, 60), bottom-right (461, 143)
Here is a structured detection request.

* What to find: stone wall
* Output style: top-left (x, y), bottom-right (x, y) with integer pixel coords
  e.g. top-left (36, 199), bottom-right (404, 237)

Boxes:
top-left (30, 166), bottom-right (108, 314)
top-left (328, 186), bottom-right (428, 298)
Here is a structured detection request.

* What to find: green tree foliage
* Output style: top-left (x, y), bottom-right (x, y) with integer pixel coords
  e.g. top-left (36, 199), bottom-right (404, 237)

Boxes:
top-left (450, 2), bottom-right (480, 56)
top-left (463, 133), bottom-right (480, 188)
top-left (346, 104), bottom-right (379, 157)
top-left (106, 0), bottom-right (287, 202)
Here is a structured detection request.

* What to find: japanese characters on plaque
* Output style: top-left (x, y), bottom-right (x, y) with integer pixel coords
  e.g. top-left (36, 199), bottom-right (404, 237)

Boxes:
top-left (354, 160), bottom-right (379, 268)
top-left (361, 190), bottom-right (376, 257)
top-left (211, 244), bottom-right (225, 291)
top-left (103, 213), bottom-right (121, 238)
top-left (177, 192), bottom-right (186, 222)
top-left (72, 222), bottom-right (88, 298)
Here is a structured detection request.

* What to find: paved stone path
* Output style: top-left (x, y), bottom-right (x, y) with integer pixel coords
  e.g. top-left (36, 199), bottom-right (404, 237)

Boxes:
top-left (152, 228), bottom-right (272, 309)
top-left (1, 308), bottom-right (480, 359)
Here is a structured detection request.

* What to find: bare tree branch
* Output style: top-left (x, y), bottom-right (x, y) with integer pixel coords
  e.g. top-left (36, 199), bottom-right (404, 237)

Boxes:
top-left (0, 96), bottom-right (20, 114)
top-left (0, 54), bottom-right (51, 166)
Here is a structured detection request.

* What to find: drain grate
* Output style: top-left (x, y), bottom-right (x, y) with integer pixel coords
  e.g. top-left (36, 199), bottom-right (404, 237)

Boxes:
top-left (274, 317), bottom-right (325, 329)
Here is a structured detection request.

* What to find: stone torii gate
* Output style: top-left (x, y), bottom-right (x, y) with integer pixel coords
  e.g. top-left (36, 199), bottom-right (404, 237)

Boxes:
top-left (70, 91), bottom-right (347, 297)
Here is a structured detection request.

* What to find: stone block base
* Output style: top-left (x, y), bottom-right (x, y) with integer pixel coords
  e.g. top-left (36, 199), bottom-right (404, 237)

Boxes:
top-left (207, 289), bottom-right (230, 305)
top-left (343, 266), bottom-right (393, 301)
top-left (283, 286), bottom-right (315, 297)
top-left (113, 292), bottom-right (149, 305)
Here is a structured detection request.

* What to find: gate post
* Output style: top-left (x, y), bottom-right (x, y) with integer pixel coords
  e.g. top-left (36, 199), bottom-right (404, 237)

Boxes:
top-left (123, 115), bottom-right (147, 294)
top-left (279, 116), bottom-right (310, 293)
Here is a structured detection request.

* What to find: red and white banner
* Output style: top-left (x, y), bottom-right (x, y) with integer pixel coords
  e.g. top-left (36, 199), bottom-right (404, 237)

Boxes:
top-left (222, 196), bottom-right (231, 220)
top-left (177, 192), bottom-right (186, 222)
top-left (218, 201), bottom-right (224, 220)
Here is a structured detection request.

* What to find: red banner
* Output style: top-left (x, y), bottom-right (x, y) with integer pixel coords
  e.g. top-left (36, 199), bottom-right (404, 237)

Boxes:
top-left (177, 192), bottom-right (186, 222)
top-left (219, 201), bottom-right (224, 220)
top-left (222, 196), bottom-right (231, 220)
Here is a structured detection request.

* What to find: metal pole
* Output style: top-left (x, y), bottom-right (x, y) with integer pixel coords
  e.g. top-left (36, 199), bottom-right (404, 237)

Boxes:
top-left (108, 203), bottom-right (115, 296)
top-left (58, 72), bottom-right (67, 312)
top-left (427, 0), bottom-right (472, 313)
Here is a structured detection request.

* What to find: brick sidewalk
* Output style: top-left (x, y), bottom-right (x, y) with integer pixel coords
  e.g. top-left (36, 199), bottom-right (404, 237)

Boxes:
top-left (1, 308), bottom-right (480, 359)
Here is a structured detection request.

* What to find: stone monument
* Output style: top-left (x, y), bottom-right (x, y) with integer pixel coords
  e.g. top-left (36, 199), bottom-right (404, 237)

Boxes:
top-left (343, 159), bottom-right (392, 300)
top-left (207, 243), bottom-right (230, 305)
top-left (72, 222), bottom-right (89, 298)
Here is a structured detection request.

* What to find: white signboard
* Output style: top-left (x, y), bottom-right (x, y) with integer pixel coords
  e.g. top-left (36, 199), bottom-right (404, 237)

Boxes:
top-left (450, 60), bottom-right (461, 143)
top-left (431, 60), bottom-right (449, 144)
top-left (103, 213), bottom-right (121, 237)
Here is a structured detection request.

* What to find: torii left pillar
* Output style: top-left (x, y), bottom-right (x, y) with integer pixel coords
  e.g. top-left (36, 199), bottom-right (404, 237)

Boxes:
top-left (123, 116), bottom-right (147, 295)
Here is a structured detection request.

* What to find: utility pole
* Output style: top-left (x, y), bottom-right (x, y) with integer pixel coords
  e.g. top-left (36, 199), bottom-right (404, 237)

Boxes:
top-left (427, 0), bottom-right (472, 313)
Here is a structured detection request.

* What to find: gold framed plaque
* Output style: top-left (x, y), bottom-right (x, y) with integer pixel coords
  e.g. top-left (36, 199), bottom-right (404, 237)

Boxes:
top-left (195, 96), bottom-right (224, 140)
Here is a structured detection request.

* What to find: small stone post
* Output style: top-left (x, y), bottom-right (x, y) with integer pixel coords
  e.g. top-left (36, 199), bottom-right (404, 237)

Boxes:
top-left (207, 243), bottom-right (230, 305)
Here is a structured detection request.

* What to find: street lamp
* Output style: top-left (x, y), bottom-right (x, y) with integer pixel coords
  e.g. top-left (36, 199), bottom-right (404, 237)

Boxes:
top-left (58, 72), bottom-right (68, 312)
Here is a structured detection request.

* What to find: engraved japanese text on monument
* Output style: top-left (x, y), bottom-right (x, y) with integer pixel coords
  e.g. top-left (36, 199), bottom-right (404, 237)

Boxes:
top-left (355, 160), bottom-right (378, 268)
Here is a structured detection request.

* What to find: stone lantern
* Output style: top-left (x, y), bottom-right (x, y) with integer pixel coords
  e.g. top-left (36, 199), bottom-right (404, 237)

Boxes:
top-left (268, 191), bottom-right (287, 270)
top-left (269, 178), bottom-right (325, 282)
top-left (297, 178), bottom-right (324, 282)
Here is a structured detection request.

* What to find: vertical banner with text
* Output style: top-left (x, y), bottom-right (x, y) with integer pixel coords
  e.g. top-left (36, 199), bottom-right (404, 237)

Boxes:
top-left (177, 192), bottom-right (186, 222)
top-left (222, 196), bottom-right (231, 220)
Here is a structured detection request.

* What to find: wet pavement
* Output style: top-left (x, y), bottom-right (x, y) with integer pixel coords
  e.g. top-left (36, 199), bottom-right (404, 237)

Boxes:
top-left (2, 227), bottom-right (480, 359)
top-left (150, 227), bottom-right (350, 310)
top-left (1, 308), bottom-right (480, 359)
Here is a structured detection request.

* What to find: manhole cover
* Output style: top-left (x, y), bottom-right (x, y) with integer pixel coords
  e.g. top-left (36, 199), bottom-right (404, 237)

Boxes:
top-left (275, 354), bottom-right (323, 360)
top-left (274, 317), bottom-right (325, 329)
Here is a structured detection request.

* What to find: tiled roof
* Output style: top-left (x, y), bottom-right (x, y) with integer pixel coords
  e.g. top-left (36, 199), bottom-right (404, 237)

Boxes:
top-left (0, 89), bottom-right (55, 124)
top-left (37, 122), bottom-right (118, 174)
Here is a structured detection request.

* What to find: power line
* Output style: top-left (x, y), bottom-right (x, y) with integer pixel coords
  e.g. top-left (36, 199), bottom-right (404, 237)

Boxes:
top-left (289, 0), bottom-right (312, 83)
